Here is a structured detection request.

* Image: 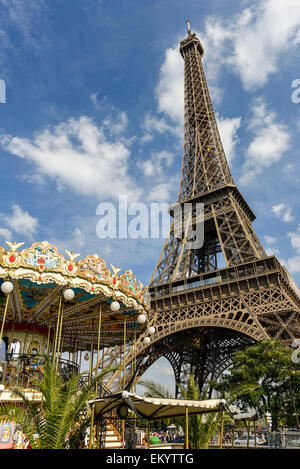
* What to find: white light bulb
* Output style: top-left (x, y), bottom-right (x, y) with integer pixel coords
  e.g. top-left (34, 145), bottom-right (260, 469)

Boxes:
top-left (63, 289), bottom-right (75, 301)
top-left (110, 301), bottom-right (120, 312)
top-left (1, 281), bottom-right (13, 294)
top-left (143, 336), bottom-right (151, 344)
top-left (137, 314), bottom-right (146, 324)
top-left (148, 326), bottom-right (155, 335)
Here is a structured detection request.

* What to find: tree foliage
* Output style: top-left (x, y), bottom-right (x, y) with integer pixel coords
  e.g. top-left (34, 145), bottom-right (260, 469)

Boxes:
top-left (213, 340), bottom-right (300, 431)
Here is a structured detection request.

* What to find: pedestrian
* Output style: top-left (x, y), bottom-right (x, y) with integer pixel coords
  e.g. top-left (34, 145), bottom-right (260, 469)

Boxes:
top-left (141, 437), bottom-right (148, 449)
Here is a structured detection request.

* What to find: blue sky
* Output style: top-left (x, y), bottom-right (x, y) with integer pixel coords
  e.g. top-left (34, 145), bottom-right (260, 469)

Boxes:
top-left (0, 0), bottom-right (300, 392)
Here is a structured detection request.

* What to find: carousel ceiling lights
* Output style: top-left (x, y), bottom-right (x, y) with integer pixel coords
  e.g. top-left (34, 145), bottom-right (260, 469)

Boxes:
top-left (0, 241), bottom-right (150, 351)
top-left (1, 281), bottom-right (13, 294)
top-left (63, 288), bottom-right (75, 301)
top-left (137, 314), bottom-right (146, 324)
top-left (110, 301), bottom-right (120, 312)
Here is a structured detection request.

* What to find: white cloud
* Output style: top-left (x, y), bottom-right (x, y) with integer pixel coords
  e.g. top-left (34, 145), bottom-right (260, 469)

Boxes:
top-left (21, 173), bottom-right (46, 185)
top-left (146, 181), bottom-right (175, 203)
top-left (284, 225), bottom-right (300, 273)
top-left (73, 227), bottom-right (85, 248)
top-left (89, 93), bottom-right (129, 136)
top-left (288, 225), bottom-right (300, 252)
top-left (272, 203), bottom-right (294, 222)
top-left (140, 112), bottom-right (178, 144)
top-left (272, 203), bottom-right (286, 217)
top-left (264, 235), bottom-right (278, 245)
top-left (264, 235), bottom-right (281, 257)
top-left (103, 111), bottom-right (129, 137)
top-left (1, 205), bottom-right (38, 240)
top-left (265, 247), bottom-right (280, 256)
top-left (90, 91), bottom-right (101, 110)
top-left (283, 210), bottom-right (294, 223)
top-left (0, 227), bottom-right (12, 240)
top-left (138, 150), bottom-right (174, 178)
top-left (52, 226), bottom-right (86, 254)
top-left (201, 0), bottom-right (300, 91)
top-left (1, 115), bottom-right (141, 203)
top-left (216, 115), bottom-right (241, 163)
top-left (1, 0), bottom-right (47, 47)
top-left (155, 47), bottom-right (184, 129)
top-left (240, 98), bottom-right (290, 185)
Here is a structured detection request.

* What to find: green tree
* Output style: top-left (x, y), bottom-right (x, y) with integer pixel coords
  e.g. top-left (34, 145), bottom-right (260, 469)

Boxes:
top-left (213, 340), bottom-right (300, 432)
top-left (0, 358), bottom-right (116, 449)
top-left (177, 375), bottom-right (222, 449)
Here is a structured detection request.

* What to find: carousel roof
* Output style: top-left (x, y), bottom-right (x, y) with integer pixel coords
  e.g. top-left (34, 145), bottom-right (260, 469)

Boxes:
top-left (0, 241), bottom-right (150, 350)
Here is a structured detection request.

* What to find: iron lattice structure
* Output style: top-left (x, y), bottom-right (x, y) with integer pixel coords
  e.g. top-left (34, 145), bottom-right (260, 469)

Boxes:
top-left (105, 27), bottom-right (300, 393)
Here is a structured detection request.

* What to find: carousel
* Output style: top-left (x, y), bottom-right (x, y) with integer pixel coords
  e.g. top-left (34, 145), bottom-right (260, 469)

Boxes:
top-left (0, 241), bottom-right (151, 400)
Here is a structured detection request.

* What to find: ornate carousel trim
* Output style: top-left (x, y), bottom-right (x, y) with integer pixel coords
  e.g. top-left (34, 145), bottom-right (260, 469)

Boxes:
top-left (0, 241), bottom-right (150, 313)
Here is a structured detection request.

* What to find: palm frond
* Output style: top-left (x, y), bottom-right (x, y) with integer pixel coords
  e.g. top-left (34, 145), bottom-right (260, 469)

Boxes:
top-left (0, 358), bottom-right (119, 449)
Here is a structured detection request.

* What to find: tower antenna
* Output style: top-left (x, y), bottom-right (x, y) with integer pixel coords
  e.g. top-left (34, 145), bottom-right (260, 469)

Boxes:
top-left (186, 19), bottom-right (191, 35)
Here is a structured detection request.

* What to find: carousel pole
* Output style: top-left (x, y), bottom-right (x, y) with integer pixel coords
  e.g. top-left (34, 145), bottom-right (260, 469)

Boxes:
top-left (89, 319), bottom-right (95, 385)
top-left (55, 288), bottom-right (75, 371)
top-left (73, 338), bottom-right (77, 365)
top-left (123, 318), bottom-right (126, 389)
top-left (56, 297), bottom-right (65, 371)
top-left (220, 409), bottom-right (224, 449)
top-left (23, 331), bottom-right (28, 355)
top-left (10, 319), bottom-right (15, 346)
top-left (88, 319), bottom-right (95, 450)
top-left (0, 282), bottom-right (13, 388)
top-left (131, 342), bottom-right (134, 376)
top-left (95, 419), bottom-right (100, 450)
top-left (8, 318), bottom-right (15, 360)
top-left (59, 333), bottom-right (64, 361)
top-left (147, 421), bottom-right (150, 449)
top-left (246, 419), bottom-right (250, 448)
top-left (89, 403), bottom-right (95, 450)
top-left (134, 329), bottom-right (136, 393)
top-left (0, 282), bottom-right (13, 345)
top-left (52, 296), bottom-right (62, 361)
top-left (101, 347), bottom-right (104, 382)
top-left (95, 305), bottom-right (102, 396)
top-left (79, 350), bottom-right (82, 372)
top-left (185, 407), bottom-right (189, 449)
top-left (122, 317), bottom-right (126, 449)
top-left (46, 307), bottom-right (52, 357)
top-left (75, 340), bottom-right (78, 365)
top-left (88, 319), bottom-right (96, 449)
top-left (92, 304), bottom-right (102, 450)
top-left (119, 345), bottom-right (122, 390)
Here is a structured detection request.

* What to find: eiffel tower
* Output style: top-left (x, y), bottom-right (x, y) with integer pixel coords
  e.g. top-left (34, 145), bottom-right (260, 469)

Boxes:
top-left (106, 23), bottom-right (300, 394)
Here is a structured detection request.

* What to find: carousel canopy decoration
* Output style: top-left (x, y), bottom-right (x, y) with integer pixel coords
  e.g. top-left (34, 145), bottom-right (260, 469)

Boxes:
top-left (0, 241), bottom-right (150, 350)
